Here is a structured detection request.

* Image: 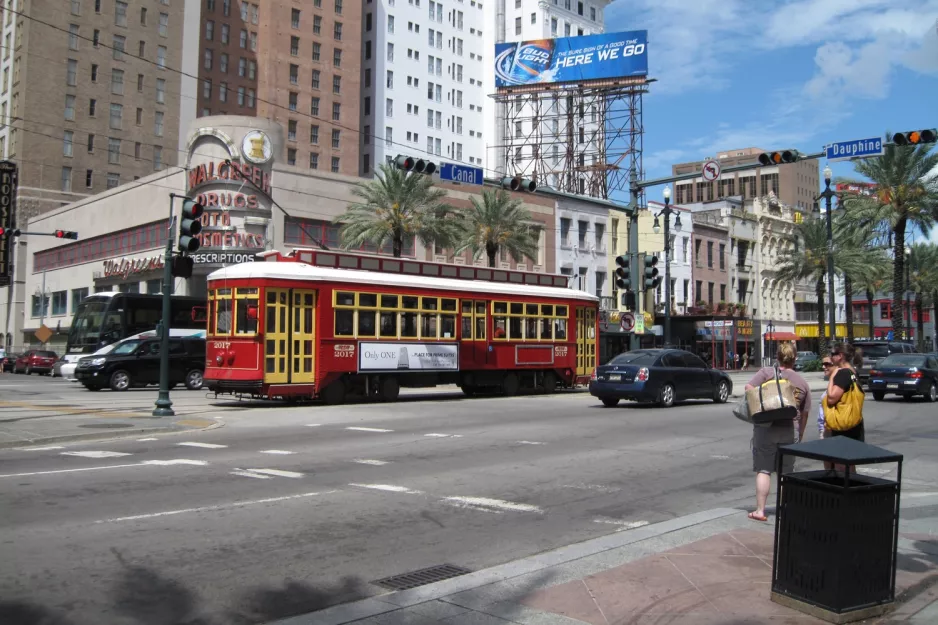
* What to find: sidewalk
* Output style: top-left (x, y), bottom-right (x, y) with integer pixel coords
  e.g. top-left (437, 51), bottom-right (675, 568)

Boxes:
top-left (271, 494), bottom-right (938, 625)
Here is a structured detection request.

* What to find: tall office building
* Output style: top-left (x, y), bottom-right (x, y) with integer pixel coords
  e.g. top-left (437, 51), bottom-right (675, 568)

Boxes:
top-left (671, 147), bottom-right (820, 212)
top-left (197, 0), bottom-right (362, 176)
top-left (483, 0), bottom-right (612, 194)
top-left (359, 0), bottom-right (485, 176)
top-left (0, 0), bottom-right (194, 214)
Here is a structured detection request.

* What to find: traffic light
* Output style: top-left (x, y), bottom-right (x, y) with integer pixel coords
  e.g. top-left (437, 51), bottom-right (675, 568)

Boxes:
top-left (178, 198), bottom-right (204, 254)
top-left (614, 254), bottom-right (631, 290)
top-left (171, 255), bottom-right (194, 278)
top-left (643, 254), bottom-right (659, 291)
top-left (891, 129), bottom-right (937, 146)
top-left (757, 150), bottom-right (802, 166)
top-left (500, 176), bottom-right (537, 193)
top-left (54, 230), bottom-right (79, 240)
top-left (620, 291), bottom-right (636, 310)
top-left (393, 154), bottom-right (437, 175)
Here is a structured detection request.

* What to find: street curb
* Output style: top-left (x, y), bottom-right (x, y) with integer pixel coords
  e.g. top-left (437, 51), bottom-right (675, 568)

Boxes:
top-left (266, 507), bottom-right (740, 625)
top-left (0, 417), bottom-right (224, 449)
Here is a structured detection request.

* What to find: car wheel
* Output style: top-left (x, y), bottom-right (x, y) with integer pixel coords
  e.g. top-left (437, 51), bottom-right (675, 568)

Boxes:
top-left (109, 370), bottom-right (131, 392)
top-left (713, 380), bottom-right (730, 404)
top-left (658, 384), bottom-right (675, 408)
top-left (600, 397), bottom-right (619, 408)
top-left (185, 369), bottom-right (204, 390)
top-left (925, 383), bottom-right (937, 403)
top-left (872, 391), bottom-right (885, 401)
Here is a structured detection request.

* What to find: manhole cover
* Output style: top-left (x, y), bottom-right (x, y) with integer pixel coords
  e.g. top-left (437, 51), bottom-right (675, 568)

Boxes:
top-left (78, 423), bottom-right (135, 429)
top-left (372, 564), bottom-right (471, 591)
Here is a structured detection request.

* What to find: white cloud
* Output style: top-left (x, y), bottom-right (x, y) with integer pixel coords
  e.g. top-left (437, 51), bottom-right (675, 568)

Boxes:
top-left (644, 148), bottom-right (689, 173)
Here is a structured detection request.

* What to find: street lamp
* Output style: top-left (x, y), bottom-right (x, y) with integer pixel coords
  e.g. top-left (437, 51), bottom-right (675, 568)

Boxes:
top-left (905, 247), bottom-right (912, 342)
top-left (816, 165), bottom-right (837, 353)
top-left (653, 186), bottom-right (682, 346)
top-left (765, 319), bottom-right (776, 365)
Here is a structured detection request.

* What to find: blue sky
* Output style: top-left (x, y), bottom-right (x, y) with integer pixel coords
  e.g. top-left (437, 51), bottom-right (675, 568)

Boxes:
top-left (603, 0), bottom-right (938, 242)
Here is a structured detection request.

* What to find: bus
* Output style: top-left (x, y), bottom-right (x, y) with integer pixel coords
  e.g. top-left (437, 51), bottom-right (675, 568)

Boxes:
top-left (204, 248), bottom-right (599, 404)
top-left (65, 292), bottom-right (205, 360)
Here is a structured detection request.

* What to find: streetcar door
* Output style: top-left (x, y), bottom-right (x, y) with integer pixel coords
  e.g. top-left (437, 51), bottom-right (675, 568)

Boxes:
top-left (290, 290), bottom-right (316, 384)
top-left (264, 289), bottom-right (290, 384)
top-left (574, 306), bottom-right (596, 377)
top-left (460, 300), bottom-right (486, 366)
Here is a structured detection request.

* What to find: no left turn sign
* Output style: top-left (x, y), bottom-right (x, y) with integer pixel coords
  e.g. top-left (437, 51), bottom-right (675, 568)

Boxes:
top-left (620, 313), bottom-right (635, 332)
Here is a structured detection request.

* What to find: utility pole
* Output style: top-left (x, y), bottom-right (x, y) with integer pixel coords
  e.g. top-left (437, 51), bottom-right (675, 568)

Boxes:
top-left (152, 195), bottom-right (177, 418)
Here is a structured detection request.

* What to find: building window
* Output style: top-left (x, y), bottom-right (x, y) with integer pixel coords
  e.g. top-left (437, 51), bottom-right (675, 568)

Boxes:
top-left (113, 35), bottom-right (125, 60)
top-left (310, 125), bottom-right (319, 143)
top-left (331, 157), bottom-right (340, 173)
top-left (221, 23), bottom-right (229, 43)
top-left (156, 78), bottom-right (165, 103)
top-left (237, 86), bottom-right (245, 105)
top-left (154, 111), bottom-right (164, 136)
top-left (115, 0), bottom-right (128, 26)
top-left (158, 12), bottom-right (169, 36)
top-left (247, 88), bottom-right (255, 107)
top-left (87, 134), bottom-right (95, 152)
top-left (332, 75), bottom-right (341, 94)
top-left (291, 8), bottom-right (300, 28)
top-left (333, 48), bottom-right (342, 67)
top-left (61, 167), bottom-right (72, 192)
top-left (135, 107), bottom-right (143, 125)
top-left (311, 97), bottom-right (320, 115)
top-left (313, 42), bottom-right (321, 61)
top-left (219, 82), bottom-right (228, 102)
top-left (335, 0), bottom-right (343, 14)
top-left (288, 91), bottom-right (298, 111)
top-left (313, 15), bottom-right (321, 34)
top-left (66, 59), bottom-right (78, 86)
top-left (531, 12), bottom-right (536, 23)
top-left (153, 146), bottom-right (163, 170)
top-left (63, 131), bottom-right (74, 157)
top-left (205, 20), bottom-right (214, 39)
top-left (71, 288), bottom-right (89, 313)
top-left (68, 24), bottom-right (80, 50)
top-left (203, 48), bottom-right (213, 70)
top-left (111, 69), bottom-right (124, 94)
top-left (287, 148), bottom-right (296, 165)
top-left (203, 79), bottom-right (212, 99)
top-left (106, 173), bottom-right (120, 189)
top-left (64, 95), bottom-right (76, 120)
top-left (332, 102), bottom-right (340, 120)
top-left (134, 142), bottom-right (142, 159)
top-left (290, 64), bottom-right (299, 84)
top-left (311, 69), bottom-right (320, 88)
top-left (514, 16), bottom-right (520, 34)
top-left (309, 153), bottom-right (319, 169)
top-left (387, 42), bottom-right (394, 61)
top-left (288, 120), bottom-right (297, 141)
top-left (290, 36), bottom-right (299, 56)
top-left (108, 137), bottom-right (121, 164)
top-left (109, 103), bottom-right (122, 129)
top-left (334, 22), bottom-right (342, 39)
top-left (331, 129), bottom-right (340, 148)
top-left (386, 98), bottom-right (393, 116)
top-left (31, 294), bottom-right (49, 318)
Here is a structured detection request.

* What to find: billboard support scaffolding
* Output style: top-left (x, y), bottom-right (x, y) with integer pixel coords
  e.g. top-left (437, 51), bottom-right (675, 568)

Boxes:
top-left (492, 80), bottom-right (647, 200)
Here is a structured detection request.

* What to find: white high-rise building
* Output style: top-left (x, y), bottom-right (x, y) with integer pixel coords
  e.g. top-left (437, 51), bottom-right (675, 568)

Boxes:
top-left (483, 0), bottom-right (612, 192)
top-left (360, 0), bottom-right (486, 176)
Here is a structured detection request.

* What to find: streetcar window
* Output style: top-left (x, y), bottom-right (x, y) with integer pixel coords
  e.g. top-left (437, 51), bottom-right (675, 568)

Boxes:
top-left (441, 298), bottom-right (457, 312)
top-left (510, 303), bottom-right (523, 315)
top-left (475, 301), bottom-right (485, 316)
top-left (509, 316), bottom-right (522, 339)
top-left (421, 297), bottom-right (438, 311)
top-left (554, 319), bottom-right (567, 339)
top-left (461, 301), bottom-right (472, 314)
top-left (216, 297), bottom-right (233, 335)
top-left (461, 315), bottom-right (472, 339)
top-left (357, 310), bottom-right (377, 337)
top-left (421, 313), bottom-right (438, 339)
top-left (556, 306), bottom-right (568, 317)
top-left (336, 292), bottom-right (355, 307)
top-left (493, 316), bottom-right (507, 339)
top-left (402, 296), bottom-right (418, 310)
top-left (237, 287), bottom-right (258, 295)
top-left (461, 299), bottom-right (486, 341)
top-left (381, 294), bottom-right (399, 309)
top-left (475, 316), bottom-right (486, 340)
top-left (335, 310), bottom-right (354, 336)
top-left (541, 304), bottom-right (553, 315)
top-left (441, 314), bottom-right (456, 338)
top-left (235, 298), bottom-right (258, 335)
top-left (359, 293), bottom-right (378, 308)
top-left (401, 312), bottom-right (418, 338)
top-left (493, 302), bottom-right (508, 314)
top-left (524, 317), bottom-right (538, 340)
top-left (525, 304), bottom-right (538, 315)
top-left (379, 312), bottom-right (397, 337)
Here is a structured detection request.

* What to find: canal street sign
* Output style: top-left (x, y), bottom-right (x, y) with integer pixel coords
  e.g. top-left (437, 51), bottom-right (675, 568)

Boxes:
top-left (439, 162), bottom-right (484, 185)
top-left (826, 137), bottom-right (884, 162)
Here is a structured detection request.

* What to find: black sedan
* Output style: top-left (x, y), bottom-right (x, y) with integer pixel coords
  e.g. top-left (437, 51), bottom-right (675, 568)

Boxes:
top-left (589, 349), bottom-right (733, 408)
top-left (868, 354), bottom-right (938, 402)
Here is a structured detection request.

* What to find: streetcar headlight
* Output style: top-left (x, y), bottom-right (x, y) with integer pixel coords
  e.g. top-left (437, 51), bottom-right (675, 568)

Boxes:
top-left (216, 355), bottom-right (224, 365)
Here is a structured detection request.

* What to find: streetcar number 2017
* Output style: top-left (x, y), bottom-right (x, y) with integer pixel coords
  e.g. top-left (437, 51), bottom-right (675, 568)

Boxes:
top-left (213, 341), bottom-right (231, 349)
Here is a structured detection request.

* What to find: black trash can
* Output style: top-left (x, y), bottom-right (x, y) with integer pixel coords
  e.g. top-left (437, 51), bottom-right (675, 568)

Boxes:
top-left (770, 437), bottom-right (903, 624)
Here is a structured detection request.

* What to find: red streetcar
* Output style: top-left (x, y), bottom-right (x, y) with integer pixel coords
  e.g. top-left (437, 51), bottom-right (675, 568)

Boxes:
top-left (204, 248), bottom-right (599, 404)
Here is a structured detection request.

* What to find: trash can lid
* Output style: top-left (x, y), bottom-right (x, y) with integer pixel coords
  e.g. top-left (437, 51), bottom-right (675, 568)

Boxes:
top-left (780, 437), bottom-right (903, 465)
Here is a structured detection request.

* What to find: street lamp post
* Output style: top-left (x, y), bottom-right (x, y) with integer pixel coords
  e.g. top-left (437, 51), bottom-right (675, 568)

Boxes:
top-left (818, 165), bottom-right (837, 353)
top-left (905, 248), bottom-right (912, 342)
top-left (765, 320), bottom-right (775, 365)
top-left (653, 186), bottom-right (681, 347)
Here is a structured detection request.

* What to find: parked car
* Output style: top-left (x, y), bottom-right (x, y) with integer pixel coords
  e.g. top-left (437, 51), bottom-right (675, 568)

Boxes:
top-left (2, 353), bottom-right (20, 372)
top-left (794, 351), bottom-right (818, 371)
top-left (75, 337), bottom-right (205, 391)
top-left (856, 341), bottom-right (918, 388)
top-left (589, 349), bottom-right (733, 408)
top-left (13, 350), bottom-right (59, 375)
top-left (867, 354), bottom-right (938, 402)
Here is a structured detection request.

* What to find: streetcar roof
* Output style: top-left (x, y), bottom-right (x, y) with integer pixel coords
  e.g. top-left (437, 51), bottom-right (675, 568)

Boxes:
top-left (207, 261), bottom-right (599, 302)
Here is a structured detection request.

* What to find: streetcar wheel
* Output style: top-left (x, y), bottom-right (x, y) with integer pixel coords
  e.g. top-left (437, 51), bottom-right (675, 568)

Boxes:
top-left (380, 377), bottom-right (400, 402)
top-left (542, 372), bottom-right (558, 394)
top-left (322, 380), bottom-right (347, 405)
top-left (502, 373), bottom-right (520, 396)
top-left (461, 385), bottom-right (476, 397)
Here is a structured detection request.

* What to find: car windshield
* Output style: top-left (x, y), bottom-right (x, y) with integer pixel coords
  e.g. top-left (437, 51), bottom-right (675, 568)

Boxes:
top-left (608, 351), bottom-right (658, 365)
top-left (879, 355), bottom-right (926, 368)
top-left (34, 351), bottom-right (57, 358)
top-left (111, 340), bottom-right (144, 356)
top-left (862, 345), bottom-right (890, 359)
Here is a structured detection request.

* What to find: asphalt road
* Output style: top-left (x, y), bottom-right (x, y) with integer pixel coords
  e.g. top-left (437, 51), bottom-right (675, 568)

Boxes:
top-left (1, 374), bottom-right (936, 625)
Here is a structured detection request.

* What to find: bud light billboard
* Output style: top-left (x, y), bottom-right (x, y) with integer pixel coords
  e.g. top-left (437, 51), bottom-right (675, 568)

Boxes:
top-left (495, 30), bottom-right (648, 88)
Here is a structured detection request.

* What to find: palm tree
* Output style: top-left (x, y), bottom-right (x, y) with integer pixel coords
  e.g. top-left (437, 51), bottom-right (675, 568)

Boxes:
top-left (776, 217), bottom-right (870, 355)
top-left (334, 163), bottom-right (462, 257)
top-left (840, 140), bottom-right (938, 339)
top-left (851, 253), bottom-right (890, 341)
top-left (909, 242), bottom-right (938, 351)
top-left (832, 214), bottom-right (889, 342)
top-left (455, 189), bottom-right (540, 268)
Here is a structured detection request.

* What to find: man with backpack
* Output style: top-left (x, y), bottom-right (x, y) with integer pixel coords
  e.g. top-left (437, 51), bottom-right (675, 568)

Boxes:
top-left (744, 343), bottom-right (811, 522)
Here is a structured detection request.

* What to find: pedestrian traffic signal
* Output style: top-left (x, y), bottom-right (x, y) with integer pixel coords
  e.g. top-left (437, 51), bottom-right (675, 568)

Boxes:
top-left (614, 254), bottom-right (631, 290)
top-left (393, 154), bottom-right (437, 175)
top-left (643, 254), bottom-right (659, 291)
top-left (178, 198), bottom-right (204, 254)
top-left (54, 230), bottom-right (79, 240)
top-left (620, 291), bottom-right (636, 310)
top-left (171, 255), bottom-right (194, 278)
top-left (500, 176), bottom-right (537, 193)
top-left (757, 150), bottom-right (802, 166)
top-left (891, 129), bottom-right (937, 146)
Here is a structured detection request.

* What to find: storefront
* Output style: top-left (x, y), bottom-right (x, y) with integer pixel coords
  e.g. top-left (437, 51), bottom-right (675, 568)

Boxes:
top-left (693, 318), bottom-right (754, 369)
top-left (795, 322), bottom-right (872, 353)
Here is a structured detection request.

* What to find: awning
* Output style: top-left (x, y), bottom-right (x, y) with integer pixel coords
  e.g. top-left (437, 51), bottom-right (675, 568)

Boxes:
top-left (765, 332), bottom-right (799, 341)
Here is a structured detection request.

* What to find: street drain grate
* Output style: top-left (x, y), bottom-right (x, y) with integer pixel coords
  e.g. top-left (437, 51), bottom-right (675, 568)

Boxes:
top-left (78, 423), bottom-right (135, 429)
top-left (372, 564), bottom-right (471, 591)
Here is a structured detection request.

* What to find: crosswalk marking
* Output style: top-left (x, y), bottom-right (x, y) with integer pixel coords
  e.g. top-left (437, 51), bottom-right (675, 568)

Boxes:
top-left (350, 483), bottom-right (422, 494)
top-left (61, 451), bottom-right (131, 459)
top-left (444, 496), bottom-right (542, 513)
top-left (351, 459), bottom-right (388, 466)
top-left (346, 427), bottom-right (393, 433)
top-left (516, 441), bottom-right (546, 445)
top-left (137, 438), bottom-right (158, 442)
top-left (231, 470), bottom-right (273, 479)
top-left (259, 450), bottom-right (295, 455)
top-left (244, 468), bottom-right (304, 478)
top-left (14, 446), bottom-right (65, 451)
top-left (142, 460), bottom-right (208, 466)
top-left (424, 433), bottom-right (462, 438)
top-left (177, 442), bottom-right (227, 449)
